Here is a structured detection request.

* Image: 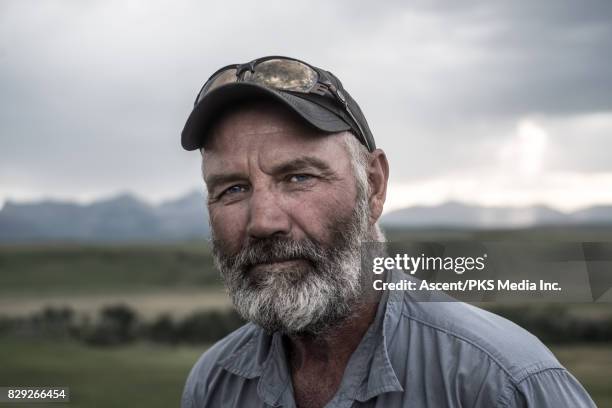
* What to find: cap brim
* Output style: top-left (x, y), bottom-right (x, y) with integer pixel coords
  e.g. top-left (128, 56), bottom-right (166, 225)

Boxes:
top-left (181, 82), bottom-right (351, 151)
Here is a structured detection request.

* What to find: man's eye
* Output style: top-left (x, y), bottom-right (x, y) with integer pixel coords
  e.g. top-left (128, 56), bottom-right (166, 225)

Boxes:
top-left (222, 185), bottom-right (248, 196)
top-left (288, 174), bottom-right (313, 183)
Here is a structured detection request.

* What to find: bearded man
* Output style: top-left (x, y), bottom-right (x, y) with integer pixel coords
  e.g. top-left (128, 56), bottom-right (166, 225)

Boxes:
top-left (180, 57), bottom-right (595, 408)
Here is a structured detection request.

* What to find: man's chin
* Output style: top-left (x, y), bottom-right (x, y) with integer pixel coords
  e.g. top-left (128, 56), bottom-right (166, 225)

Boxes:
top-left (233, 288), bottom-right (355, 337)
top-left (259, 312), bottom-right (350, 338)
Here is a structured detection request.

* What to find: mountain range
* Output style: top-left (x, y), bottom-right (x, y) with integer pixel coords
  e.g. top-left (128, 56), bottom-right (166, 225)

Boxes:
top-left (1, 192), bottom-right (612, 242)
top-left (382, 201), bottom-right (612, 229)
top-left (0, 191), bottom-right (209, 242)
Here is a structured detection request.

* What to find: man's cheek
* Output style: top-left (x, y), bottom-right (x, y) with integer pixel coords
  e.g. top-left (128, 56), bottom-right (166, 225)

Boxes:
top-left (284, 200), bottom-right (326, 238)
top-left (291, 196), bottom-right (352, 243)
top-left (209, 209), bottom-right (247, 254)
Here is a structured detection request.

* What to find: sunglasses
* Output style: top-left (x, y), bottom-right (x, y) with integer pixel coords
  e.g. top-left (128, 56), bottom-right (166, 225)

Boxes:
top-left (193, 56), bottom-right (371, 151)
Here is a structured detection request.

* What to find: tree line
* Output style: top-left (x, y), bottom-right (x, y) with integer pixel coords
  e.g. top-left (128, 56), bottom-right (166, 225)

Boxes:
top-left (0, 304), bottom-right (610, 346)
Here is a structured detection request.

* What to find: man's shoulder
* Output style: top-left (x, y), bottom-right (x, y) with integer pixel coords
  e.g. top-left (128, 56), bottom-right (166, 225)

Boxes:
top-left (398, 294), bottom-right (562, 382)
top-left (391, 295), bottom-right (596, 407)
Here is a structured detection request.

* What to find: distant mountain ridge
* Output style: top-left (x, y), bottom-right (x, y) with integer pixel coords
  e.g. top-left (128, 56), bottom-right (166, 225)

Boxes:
top-left (381, 201), bottom-right (612, 229)
top-left (0, 191), bottom-right (209, 242)
top-left (2, 193), bottom-right (612, 243)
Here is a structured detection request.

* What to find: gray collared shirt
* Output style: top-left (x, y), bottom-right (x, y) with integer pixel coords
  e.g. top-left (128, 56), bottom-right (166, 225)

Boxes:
top-left (181, 270), bottom-right (596, 407)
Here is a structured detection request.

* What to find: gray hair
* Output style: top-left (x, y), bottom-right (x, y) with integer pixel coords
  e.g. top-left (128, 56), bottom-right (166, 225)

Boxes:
top-left (342, 132), bottom-right (386, 243)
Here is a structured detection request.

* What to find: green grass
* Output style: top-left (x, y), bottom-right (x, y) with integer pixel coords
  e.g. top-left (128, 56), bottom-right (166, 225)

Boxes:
top-left (3, 227), bottom-right (612, 296)
top-left (0, 288), bottom-right (231, 320)
top-left (0, 338), bottom-right (609, 407)
top-left (0, 337), bottom-right (205, 408)
top-left (0, 238), bottom-right (610, 405)
top-left (552, 344), bottom-right (612, 407)
top-left (0, 242), bottom-right (220, 296)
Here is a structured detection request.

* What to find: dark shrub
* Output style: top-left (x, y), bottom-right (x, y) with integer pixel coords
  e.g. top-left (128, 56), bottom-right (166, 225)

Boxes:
top-left (82, 304), bottom-right (138, 346)
top-left (148, 314), bottom-right (178, 344)
top-left (177, 309), bottom-right (244, 344)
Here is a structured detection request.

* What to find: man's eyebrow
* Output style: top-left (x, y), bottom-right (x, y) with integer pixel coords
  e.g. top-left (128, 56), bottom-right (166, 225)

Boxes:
top-left (270, 156), bottom-right (335, 176)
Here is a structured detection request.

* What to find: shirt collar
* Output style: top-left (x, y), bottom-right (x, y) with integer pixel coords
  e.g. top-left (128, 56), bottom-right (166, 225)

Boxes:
top-left (354, 272), bottom-right (404, 401)
top-left (217, 270), bottom-right (405, 405)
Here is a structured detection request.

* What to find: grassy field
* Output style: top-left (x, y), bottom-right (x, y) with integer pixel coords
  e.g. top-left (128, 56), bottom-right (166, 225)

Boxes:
top-left (2, 239), bottom-right (609, 321)
top-left (0, 242), bottom-right (219, 296)
top-left (0, 243), bottom-right (230, 321)
top-left (0, 337), bottom-right (204, 408)
top-left (0, 338), bottom-right (610, 407)
top-left (0, 288), bottom-right (230, 320)
top-left (553, 344), bottom-right (612, 407)
top-left (0, 237), bottom-right (610, 406)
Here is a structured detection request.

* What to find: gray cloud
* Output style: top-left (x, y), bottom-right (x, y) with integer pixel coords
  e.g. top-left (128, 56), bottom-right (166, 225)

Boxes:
top-left (1, 0), bottom-right (611, 206)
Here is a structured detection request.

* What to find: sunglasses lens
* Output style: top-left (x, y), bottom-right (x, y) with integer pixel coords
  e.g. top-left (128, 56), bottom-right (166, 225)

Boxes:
top-left (250, 59), bottom-right (318, 92)
top-left (197, 68), bottom-right (238, 103)
top-left (196, 59), bottom-right (318, 105)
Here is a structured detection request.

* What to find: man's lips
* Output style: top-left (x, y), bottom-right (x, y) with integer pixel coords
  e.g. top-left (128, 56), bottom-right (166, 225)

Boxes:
top-left (248, 258), bottom-right (308, 273)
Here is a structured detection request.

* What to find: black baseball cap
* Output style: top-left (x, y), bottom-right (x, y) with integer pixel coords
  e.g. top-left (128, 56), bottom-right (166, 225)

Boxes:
top-left (181, 56), bottom-right (376, 152)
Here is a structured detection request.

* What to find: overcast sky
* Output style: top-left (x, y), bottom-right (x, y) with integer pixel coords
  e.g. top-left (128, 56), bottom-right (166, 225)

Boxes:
top-left (2, 0), bottom-right (612, 212)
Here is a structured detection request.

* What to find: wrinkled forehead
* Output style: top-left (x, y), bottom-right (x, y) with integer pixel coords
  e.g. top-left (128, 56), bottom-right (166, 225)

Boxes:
top-left (201, 100), bottom-right (350, 168)
top-left (202, 100), bottom-right (323, 151)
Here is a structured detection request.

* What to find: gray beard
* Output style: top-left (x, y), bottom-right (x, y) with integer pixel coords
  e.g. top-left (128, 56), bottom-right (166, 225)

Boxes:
top-left (211, 191), bottom-right (372, 336)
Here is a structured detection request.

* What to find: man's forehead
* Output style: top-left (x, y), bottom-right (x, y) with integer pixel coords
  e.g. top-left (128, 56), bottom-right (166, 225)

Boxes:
top-left (221, 106), bottom-right (305, 136)
top-left (203, 101), bottom-right (327, 151)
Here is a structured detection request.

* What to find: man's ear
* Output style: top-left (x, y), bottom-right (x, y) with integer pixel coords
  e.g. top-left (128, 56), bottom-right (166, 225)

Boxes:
top-left (367, 149), bottom-right (389, 224)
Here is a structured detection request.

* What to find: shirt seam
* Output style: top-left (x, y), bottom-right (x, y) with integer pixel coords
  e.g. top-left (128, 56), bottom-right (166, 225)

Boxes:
top-left (361, 384), bottom-right (403, 401)
top-left (512, 362), bottom-right (567, 383)
top-left (216, 329), bottom-right (261, 377)
top-left (401, 310), bottom-right (541, 384)
top-left (496, 380), bottom-right (520, 408)
top-left (495, 367), bottom-right (570, 407)
top-left (515, 366), bottom-right (569, 385)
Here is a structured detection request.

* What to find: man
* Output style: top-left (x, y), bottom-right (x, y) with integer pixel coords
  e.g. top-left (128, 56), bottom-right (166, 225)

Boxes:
top-left (180, 56), bottom-right (595, 407)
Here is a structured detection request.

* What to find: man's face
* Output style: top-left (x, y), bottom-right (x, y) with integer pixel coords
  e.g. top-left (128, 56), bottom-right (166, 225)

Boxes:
top-left (202, 102), bottom-right (372, 335)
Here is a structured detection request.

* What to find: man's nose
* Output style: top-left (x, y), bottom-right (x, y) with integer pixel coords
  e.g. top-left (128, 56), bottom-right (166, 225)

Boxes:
top-left (246, 187), bottom-right (291, 239)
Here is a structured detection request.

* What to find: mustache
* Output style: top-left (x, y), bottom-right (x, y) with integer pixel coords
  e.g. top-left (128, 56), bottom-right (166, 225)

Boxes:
top-left (217, 237), bottom-right (328, 271)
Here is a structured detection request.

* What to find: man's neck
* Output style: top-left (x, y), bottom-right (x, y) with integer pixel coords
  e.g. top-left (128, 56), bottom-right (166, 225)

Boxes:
top-left (284, 300), bottom-right (380, 408)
